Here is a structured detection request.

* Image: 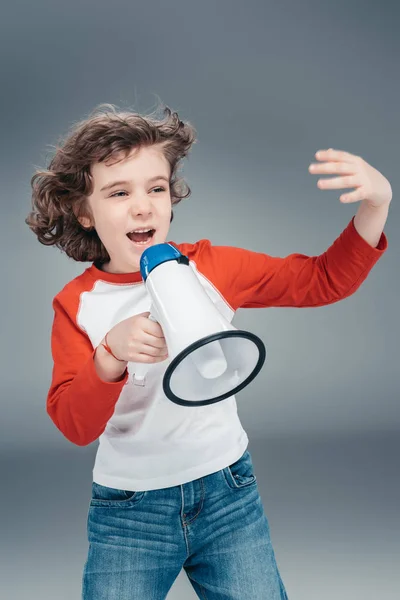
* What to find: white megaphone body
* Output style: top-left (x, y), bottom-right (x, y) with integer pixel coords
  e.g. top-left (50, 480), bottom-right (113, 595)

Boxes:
top-left (133, 243), bottom-right (266, 407)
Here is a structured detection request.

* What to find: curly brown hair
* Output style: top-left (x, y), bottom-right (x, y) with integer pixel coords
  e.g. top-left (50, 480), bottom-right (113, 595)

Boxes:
top-left (25, 102), bottom-right (197, 264)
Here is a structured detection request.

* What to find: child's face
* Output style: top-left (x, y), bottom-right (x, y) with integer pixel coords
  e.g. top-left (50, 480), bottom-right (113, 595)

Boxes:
top-left (82, 144), bottom-right (172, 273)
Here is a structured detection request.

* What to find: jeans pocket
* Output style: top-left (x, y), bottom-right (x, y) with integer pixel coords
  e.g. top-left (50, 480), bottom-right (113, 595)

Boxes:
top-left (223, 449), bottom-right (257, 490)
top-left (90, 481), bottom-right (145, 507)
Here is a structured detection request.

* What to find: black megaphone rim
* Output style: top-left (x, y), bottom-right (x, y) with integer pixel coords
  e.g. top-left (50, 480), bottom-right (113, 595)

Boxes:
top-left (162, 330), bottom-right (266, 407)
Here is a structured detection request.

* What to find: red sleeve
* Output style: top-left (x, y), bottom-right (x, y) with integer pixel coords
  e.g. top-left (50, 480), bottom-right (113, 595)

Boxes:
top-left (179, 216), bottom-right (388, 311)
top-left (46, 291), bottom-right (128, 446)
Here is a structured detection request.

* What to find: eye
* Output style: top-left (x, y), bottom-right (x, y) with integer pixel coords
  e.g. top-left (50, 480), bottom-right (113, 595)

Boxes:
top-left (110, 187), bottom-right (166, 198)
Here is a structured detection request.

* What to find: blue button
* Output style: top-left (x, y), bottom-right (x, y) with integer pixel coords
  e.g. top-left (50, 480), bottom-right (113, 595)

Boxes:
top-left (139, 243), bottom-right (183, 281)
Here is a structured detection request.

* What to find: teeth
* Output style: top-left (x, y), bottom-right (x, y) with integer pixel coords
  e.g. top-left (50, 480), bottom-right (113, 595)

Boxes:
top-left (130, 228), bottom-right (153, 233)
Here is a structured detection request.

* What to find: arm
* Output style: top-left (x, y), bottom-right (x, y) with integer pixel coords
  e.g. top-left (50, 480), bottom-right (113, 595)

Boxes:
top-left (46, 294), bottom-right (128, 446)
top-left (353, 200), bottom-right (390, 249)
top-left (188, 215), bottom-right (388, 311)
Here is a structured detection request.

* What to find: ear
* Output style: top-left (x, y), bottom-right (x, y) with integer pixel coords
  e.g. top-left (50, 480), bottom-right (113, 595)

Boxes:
top-left (78, 215), bottom-right (92, 229)
top-left (72, 201), bottom-right (94, 230)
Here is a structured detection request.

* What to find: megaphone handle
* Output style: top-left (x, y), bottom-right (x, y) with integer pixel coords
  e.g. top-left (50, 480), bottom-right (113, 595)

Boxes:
top-left (133, 305), bottom-right (158, 386)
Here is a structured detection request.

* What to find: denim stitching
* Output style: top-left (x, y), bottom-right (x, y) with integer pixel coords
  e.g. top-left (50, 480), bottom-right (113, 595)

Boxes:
top-left (186, 478), bottom-right (205, 525)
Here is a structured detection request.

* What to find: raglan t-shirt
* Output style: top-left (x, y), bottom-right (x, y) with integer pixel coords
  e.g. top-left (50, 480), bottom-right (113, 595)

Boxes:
top-left (46, 216), bottom-right (388, 491)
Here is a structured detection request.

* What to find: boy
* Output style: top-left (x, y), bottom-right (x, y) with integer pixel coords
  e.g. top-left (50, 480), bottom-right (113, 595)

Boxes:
top-left (25, 102), bottom-right (390, 599)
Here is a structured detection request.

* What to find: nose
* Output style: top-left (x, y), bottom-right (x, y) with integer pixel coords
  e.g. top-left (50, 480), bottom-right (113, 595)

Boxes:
top-left (129, 193), bottom-right (153, 218)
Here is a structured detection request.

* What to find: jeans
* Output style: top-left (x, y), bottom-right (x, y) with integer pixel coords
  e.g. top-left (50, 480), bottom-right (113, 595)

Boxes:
top-left (82, 448), bottom-right (289, 599)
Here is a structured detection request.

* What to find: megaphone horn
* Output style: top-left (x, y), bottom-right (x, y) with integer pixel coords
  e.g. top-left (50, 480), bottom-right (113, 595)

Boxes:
top-left (132, 243), bottom-right (266, 407)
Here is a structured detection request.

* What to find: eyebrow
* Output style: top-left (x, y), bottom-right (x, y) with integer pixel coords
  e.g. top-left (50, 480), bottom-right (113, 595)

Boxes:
top-left (100, 175), bottom-right (170, 192)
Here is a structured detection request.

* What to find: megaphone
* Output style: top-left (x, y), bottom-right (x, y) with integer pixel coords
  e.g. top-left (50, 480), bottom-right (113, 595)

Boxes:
top-left (132, 243), bottom-right (266, 407)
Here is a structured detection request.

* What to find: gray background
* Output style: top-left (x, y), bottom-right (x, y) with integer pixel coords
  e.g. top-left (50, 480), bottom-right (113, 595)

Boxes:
top-left (1, 0), bottom-right (399, 598)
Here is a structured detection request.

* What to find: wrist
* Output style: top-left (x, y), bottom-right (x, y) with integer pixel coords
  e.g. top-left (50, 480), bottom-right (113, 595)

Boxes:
top-left (94, 340), bottom-right (128, 383)
top-left (101, 332), bottom-right (126, 363)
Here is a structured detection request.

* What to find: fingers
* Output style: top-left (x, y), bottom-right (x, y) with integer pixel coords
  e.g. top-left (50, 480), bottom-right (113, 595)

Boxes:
top-left (128, 313), bottom-right (168, 362)
top-left (136, 353), bottom-right (169, 364)
top-left (139, 343), bottom-right (168, 358)
top-left (138, 331), bottom-right (167, 350)
top-left (141, 317), bottom-right (165, 339)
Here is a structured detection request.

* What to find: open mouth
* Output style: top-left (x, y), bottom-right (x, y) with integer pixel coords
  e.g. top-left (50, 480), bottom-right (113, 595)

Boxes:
top-left (126, 228), bottom-right (155, 246)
